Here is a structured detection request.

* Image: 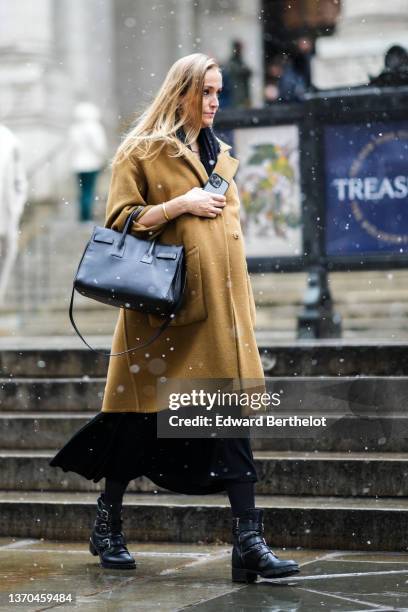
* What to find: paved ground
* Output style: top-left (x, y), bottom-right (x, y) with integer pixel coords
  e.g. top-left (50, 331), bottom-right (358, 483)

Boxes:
top-left (0, 538), bottom-right (407, 611)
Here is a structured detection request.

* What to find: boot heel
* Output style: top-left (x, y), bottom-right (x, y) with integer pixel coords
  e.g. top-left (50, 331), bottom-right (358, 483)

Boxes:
top-left (89, 538), bottom-right (98, 556)
top-left (232, 566), bottom-right (257, 583)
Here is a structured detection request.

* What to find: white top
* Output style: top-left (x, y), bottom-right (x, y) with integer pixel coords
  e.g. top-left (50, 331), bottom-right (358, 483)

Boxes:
top-left (0, 125), bottom-right (27, 237)
top-left (68, 102), bottom-right (108, 173)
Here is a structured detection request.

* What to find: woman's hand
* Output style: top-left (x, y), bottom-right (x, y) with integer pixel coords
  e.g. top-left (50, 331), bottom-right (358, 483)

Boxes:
top-left (129, 187), bottom-right (226, 229)
top-left (182, 187), bottom-right (226, 218)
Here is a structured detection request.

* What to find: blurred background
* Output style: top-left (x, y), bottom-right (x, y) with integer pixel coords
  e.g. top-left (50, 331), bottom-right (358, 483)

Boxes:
top-left (1, 0), bottom-right (408, 343)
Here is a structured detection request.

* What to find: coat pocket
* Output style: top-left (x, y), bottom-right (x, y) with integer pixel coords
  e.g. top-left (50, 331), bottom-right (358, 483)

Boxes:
top-left (147, 245), bottom-right (207, 327)
top-left (247, 271), bottom-right (256, 327)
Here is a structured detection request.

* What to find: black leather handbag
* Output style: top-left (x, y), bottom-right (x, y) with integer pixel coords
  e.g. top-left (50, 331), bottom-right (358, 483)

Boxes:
top-left (69, 206), bottom-right (186, 357)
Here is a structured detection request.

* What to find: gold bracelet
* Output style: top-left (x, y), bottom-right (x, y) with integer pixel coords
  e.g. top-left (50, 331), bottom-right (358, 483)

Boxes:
top-left (162, 202), bottom-right (170, 221)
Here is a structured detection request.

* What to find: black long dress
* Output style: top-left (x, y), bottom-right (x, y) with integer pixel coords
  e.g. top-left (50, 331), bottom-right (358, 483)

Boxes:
top-left (49, 128), bottom-right (259, 494)
top-left (49, 411), bottom-right (258, 494)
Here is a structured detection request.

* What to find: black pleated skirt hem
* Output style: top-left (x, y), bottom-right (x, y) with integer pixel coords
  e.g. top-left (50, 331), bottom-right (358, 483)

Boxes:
top-left (49, 412), bottom-right (258, 495)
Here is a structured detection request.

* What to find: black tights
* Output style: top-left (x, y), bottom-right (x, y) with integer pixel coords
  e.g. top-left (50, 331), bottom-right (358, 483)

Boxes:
top-left (226, 481), bottom-right (256, 516)
top-left (104, 477), bottom-right (255, 517)
top-left (104, 477), bottom-right (129, 506)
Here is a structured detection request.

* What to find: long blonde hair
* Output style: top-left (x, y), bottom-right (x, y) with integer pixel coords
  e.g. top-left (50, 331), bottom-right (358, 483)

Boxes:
top-left (113, 53), bottom-right (221, 165)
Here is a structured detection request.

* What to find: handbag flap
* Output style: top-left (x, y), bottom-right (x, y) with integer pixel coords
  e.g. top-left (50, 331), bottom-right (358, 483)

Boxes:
top-left (93, 228), bottom-right (114, 244)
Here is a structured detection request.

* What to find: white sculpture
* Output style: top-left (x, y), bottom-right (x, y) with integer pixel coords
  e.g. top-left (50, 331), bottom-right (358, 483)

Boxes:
top-left (0, 125), bottom-right (28, 306)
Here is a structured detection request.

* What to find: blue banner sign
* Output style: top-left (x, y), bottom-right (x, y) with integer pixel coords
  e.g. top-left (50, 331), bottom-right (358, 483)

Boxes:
top-left (325, 121), bottom-right (408, 256)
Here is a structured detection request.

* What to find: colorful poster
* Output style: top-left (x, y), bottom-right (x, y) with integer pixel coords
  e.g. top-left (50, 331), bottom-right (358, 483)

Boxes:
top-left (232, 125), bottom-right (302, 257)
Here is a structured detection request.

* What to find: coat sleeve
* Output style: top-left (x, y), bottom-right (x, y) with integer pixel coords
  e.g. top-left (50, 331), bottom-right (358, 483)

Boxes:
top-left (104, 154), bottom-right (168, 240)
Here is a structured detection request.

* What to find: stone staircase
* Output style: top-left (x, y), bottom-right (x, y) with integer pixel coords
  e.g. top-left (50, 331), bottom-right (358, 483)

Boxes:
top-left (1, 179), bottom-right (408, 340)
top-left (0, 174), bottom-right (113, 336)
top-left (253, 268), bottom-right (408, 340)
top-left (0, 341), bottom-right (407, 550)
top-left (4, 266), bottom-right (408, 341)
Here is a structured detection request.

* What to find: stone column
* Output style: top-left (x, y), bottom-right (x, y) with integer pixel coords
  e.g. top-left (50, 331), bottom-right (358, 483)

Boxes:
top-left (197, 0), bottom-right (264, 108)
top-left (113, 0), bottom-right (264, 123)
top-left (113, 0), bottom-right (199, 123)
top-left (54, 0), bottom-right (117, 137)
top-left (0, 0), bottom-right (71, 199)
top-left (312, 0), bottom-right (408, 88)
top-left (0, 0), bottom-right (118, 199)
top-left (0, 0), bottom-right (54, 123)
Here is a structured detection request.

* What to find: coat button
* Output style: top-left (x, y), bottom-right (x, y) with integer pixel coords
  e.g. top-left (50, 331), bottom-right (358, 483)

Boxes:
top-left (232, 232), bottom-right (239, 239)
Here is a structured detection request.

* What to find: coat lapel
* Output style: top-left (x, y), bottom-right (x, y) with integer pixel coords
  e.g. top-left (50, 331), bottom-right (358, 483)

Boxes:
top-left (179, 138), bottom-right (240, 186)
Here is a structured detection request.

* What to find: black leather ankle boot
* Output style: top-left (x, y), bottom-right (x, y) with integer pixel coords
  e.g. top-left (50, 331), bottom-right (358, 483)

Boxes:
top-left (89, 493), bottom-right (136, 569)
top-left (231, 508), bottom-right (299, 583)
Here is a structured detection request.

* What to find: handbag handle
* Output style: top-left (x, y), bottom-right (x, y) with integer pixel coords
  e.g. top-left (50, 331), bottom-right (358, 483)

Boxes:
top-left (69, 205), bottom-right (186, 357)
top-left (68, 270), bottom-right (186, 358)
top-left (118, 206), bottom-right (145, 249)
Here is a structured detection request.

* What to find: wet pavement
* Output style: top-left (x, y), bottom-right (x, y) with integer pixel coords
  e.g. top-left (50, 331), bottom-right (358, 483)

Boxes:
top-left (0, 538), bottom-right (407, 611)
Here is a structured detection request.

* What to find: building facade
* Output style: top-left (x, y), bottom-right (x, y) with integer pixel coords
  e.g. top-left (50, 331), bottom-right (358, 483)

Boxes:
top-left (0, 0), bottom-right (262, 199)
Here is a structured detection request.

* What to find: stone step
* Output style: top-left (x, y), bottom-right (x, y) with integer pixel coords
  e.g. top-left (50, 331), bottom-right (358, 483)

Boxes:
top-left (3, 373), bottom-right (408, 423)
top-left (1, 490), bottom-right (407, 550)
top-left (259, 302), bottom-right (408, 318)
top-left (10, 304), bottom-right (408, 338)
top-left (0, 344), bottom-right (110, 378)
top-left (0, 413), bottom-right (92, 449)
top-left (2, 341), bottom-right (408, 378)
top-left (6, 251), bottom-right (408, 316)
top-left (254, 291), bottom-right (408, 307)
top-left (0, 413), bottom-right (406, 453)
top-left (252, 412), bottom-right (408, 453)
top-left (333, 316), bottom-right (408, 330)
top-left (260, 329), bottom-right (408, 341)
top-left (1, 450), bottom-right (407, 498)
top-left (251, 432), bottom-right (408, 453)
top-left (6, 316), bottom-right (408, 342)
top-left (337, 301), bottom-right (408, 314)
top-left (0, 378), bottom-right (105, 412)
top-left (7, 326), bottom-right (402, 343)
top-left (25, 269), bottom-right (408, 290)
top-left (19, 318), bottom-right (408, 339)
top-left (9, 269), bottom-right (408, 300)
top-left (253, 451), bottom-right (408, 497)
top-left (251, 269), bottom-right (408, 289)
top-left (5, 306), bottom-right (118, 336)
top-left (10, 322), bottom-right (408, 343)
top-left (9, 284), bottom-right (408, 308)
top-left (7, 312), bottom-right (408, 339)
top-left (5, 267), bottom-right (408, 337)
top-left (10, 301), bottom-right (408, 337)
top-left (255, 311), bottom-right (408, 333)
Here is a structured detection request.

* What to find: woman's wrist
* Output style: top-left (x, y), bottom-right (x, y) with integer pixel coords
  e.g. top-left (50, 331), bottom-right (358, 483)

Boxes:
top-left (162, 195), bottom-right (188, 219)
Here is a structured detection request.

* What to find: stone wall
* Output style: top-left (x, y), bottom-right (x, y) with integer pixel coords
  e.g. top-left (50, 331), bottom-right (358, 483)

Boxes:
top-left (313, 0), bottom-right (408, 88)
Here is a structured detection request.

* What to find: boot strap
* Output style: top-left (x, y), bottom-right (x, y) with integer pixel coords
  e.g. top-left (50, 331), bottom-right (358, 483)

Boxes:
top-left (102, 534), bottom-right (129, 554)
top-left (238, 531), bottom-right (278, 558)
top-left (232, 518), bottom-right (265, 533)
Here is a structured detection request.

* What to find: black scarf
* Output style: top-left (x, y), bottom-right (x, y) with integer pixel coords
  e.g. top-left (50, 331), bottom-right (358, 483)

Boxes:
top-left (175, 126), bottom-right (220, 177)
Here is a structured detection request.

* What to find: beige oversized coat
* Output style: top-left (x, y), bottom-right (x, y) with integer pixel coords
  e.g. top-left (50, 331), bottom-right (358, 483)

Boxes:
top-left (101, 137), bottom-right (265, 413)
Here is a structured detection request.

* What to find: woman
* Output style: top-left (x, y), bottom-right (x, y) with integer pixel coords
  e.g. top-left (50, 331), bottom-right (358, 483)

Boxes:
top-left (68, 102), bottom-right (107, 222)
top-left (50, 53), bottom-right (299, 583)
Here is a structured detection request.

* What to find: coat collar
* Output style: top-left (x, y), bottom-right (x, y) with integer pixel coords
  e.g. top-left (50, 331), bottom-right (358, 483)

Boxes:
top-left (179, 137), bottom-right (240, 186)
